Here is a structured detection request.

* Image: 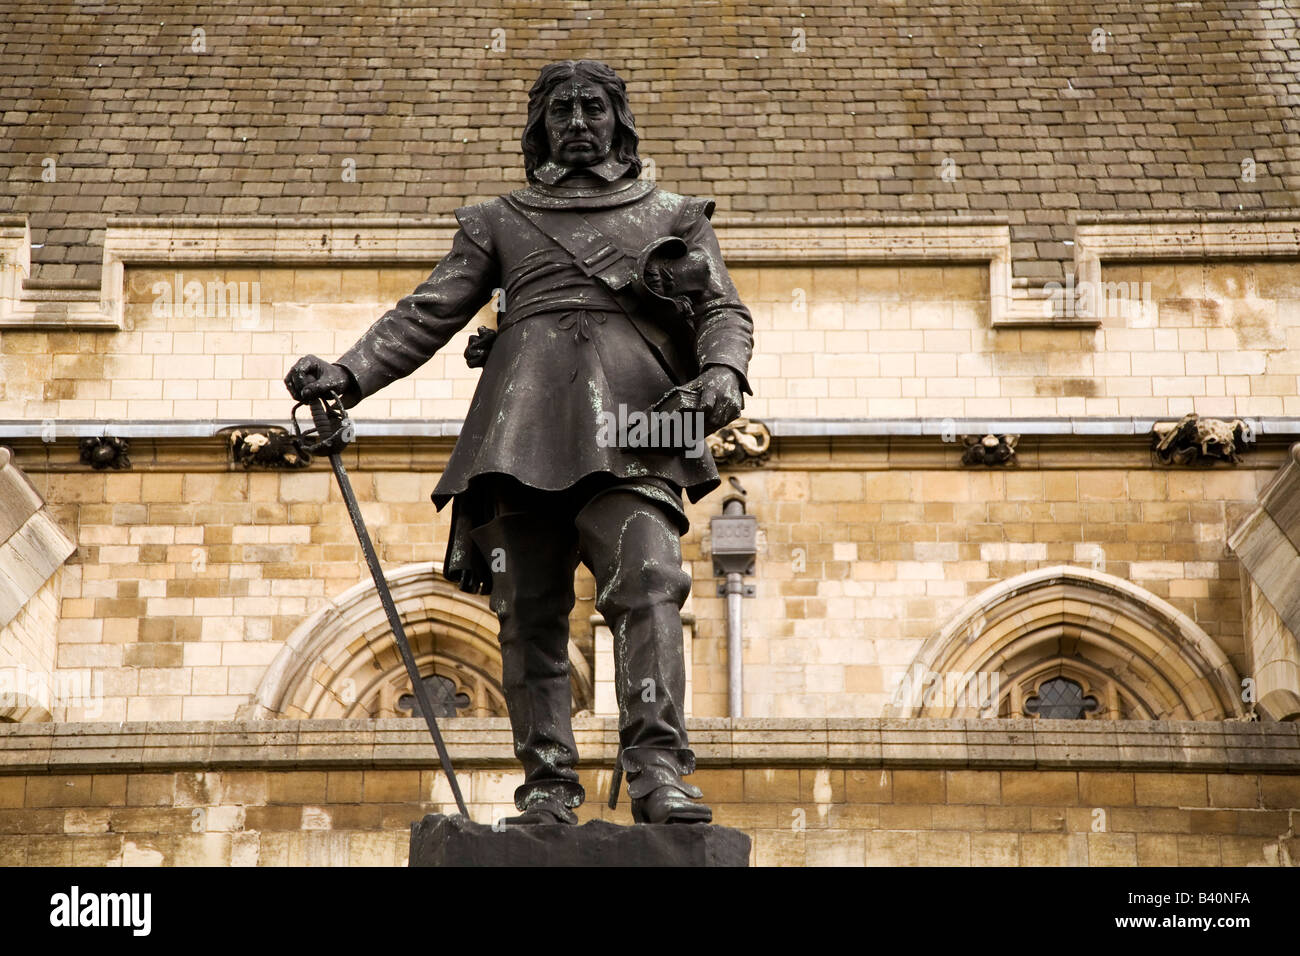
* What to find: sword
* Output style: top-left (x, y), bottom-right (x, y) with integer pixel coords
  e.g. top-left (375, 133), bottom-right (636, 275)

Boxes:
top-left (291, 392), bottom-right (470, 820)
top-left (608, 748), bottom-right (623, 810)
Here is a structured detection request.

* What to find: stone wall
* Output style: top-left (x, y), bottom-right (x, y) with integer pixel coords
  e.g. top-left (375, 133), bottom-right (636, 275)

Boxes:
top-left (2, 255), bottom-right (1297, 721)
top-left (3, 435), bottom-right (1281, 722)
top-left (0, 718), bottom-right (1295, 867)
top-left (3, 258), bottom-right (1300, 421)
top-left (686, 457), bottom-right (1267, 718)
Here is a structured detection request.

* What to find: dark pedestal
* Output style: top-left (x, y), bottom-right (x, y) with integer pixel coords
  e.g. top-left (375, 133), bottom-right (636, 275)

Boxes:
top-left (409, 813), bottom-right (751, 867)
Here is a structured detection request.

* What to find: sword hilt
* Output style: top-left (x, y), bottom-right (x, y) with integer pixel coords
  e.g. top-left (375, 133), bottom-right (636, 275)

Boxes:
top-left (291, 390), bottom-right (352, 457)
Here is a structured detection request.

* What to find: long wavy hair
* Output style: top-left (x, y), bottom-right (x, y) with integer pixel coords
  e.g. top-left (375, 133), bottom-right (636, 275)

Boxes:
top-left (521, 60), bottom-right (641, 182)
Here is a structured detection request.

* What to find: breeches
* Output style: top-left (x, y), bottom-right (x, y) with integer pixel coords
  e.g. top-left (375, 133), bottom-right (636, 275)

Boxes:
top-left (468, 475), bottom-right (694, 810)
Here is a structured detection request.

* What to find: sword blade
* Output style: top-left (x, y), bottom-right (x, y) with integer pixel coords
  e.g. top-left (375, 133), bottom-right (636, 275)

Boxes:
top-left (327, 452), bottom-right (470, 819)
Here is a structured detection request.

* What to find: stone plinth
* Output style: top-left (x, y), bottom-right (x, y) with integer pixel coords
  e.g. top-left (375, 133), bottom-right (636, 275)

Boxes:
top-left (409, 813), bottom-right (751, 867)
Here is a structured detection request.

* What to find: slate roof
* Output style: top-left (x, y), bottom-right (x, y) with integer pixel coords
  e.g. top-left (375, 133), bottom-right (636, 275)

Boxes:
top-left (2, 1), bottom-right (1298, 286)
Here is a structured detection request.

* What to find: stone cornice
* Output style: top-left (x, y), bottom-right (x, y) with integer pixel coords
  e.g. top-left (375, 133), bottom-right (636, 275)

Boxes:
top-left (1, 422), bottom-right (1295, 473)
top-left (101, 216), bottom-right (1051, 328)
top-left (0, 718), bottom-right (1294, 775)
top-left (1072, 218), bottom-right (1300, 326)
top-left (3, 417), bottom-right (1298, 441)
top-left (5, 215), bottom-right (1299, 332)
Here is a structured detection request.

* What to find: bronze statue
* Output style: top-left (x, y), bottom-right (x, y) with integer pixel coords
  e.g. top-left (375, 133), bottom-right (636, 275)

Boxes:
top-left (285, 60), bottom-right (754, 825)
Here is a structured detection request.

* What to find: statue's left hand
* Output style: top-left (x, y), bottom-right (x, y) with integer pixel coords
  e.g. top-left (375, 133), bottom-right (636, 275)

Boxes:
top-left (654, 365), bottom-right (743, 436)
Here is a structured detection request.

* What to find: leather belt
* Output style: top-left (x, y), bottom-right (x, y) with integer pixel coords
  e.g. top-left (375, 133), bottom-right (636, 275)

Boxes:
top-left (496, 304), bottom-right (623, 335)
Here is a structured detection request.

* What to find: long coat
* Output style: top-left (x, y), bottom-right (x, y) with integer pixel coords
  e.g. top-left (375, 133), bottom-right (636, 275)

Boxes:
top-left (334, 175), bottom-right (754, 589)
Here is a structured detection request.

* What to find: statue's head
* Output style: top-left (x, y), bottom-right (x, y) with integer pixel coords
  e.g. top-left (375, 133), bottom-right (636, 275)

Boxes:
top-left (522, 60), bottom-right (641, 181)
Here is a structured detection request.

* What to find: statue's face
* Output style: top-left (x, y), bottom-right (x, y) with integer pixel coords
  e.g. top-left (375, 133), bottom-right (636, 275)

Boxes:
top-left (544, 79), bottom-right (616, 168)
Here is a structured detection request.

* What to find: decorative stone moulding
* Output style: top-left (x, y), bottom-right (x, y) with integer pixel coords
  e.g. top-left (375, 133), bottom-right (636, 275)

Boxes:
top-left (707, 418), bottom-right (771, 466)
top-left (223, 426), bottom-right (311, 470)
top-left (7, 214), bottom-right (1299, 331)
top-left (0, 218), bottom-right (120, 330)
top-left (78, 436), bottom-right (130, 470)
top-left (0, 445), bottom-right (76, 627)
top-left (1151, 413), bottom-right (1251, 466)
top-left (960, 433), bottom-right (1018, 466)
top-left (1227, 442), bottom-right (1300, 720)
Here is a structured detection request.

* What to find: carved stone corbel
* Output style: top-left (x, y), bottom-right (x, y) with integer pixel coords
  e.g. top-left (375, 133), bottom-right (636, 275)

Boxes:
top-left (79, 436), bottom-right (130, 470)
top-left (1151, 413), bottom-right (1250, 466)
top-left (226, 426), bottom-right (311, 470)
top-left (960, 434), bottom-right (1018, 467)
top-left (707, 418), bottom-right (771, 467)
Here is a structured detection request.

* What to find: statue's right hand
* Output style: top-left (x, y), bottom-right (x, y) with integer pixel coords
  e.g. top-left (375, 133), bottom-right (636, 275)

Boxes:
top-left (284, 355), bottom-right (350, 402)
top-left (463, 326), bottom-right (497, 369)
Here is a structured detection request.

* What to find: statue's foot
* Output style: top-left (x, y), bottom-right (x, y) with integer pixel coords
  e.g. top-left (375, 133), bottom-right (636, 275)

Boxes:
top-left (501, 796), bottom-right (578, 826)
top-left (631, 785), bottom-right (713, 824)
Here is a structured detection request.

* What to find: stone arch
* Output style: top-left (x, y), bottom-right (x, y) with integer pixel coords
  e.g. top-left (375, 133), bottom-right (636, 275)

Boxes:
top-left (887, 565), bottom-right (1244, 720)
top-left (245, 562), bottom-right (593, 719)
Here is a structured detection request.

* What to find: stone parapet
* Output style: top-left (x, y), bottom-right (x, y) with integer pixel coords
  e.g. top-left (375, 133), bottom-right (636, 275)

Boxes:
top-left (1, 718), bottom-right (1296, 775)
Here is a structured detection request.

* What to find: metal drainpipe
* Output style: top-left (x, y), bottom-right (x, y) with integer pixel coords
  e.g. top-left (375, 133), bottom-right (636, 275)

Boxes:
top-left (710, 482), bottom-right (757, 719)
top-left (723, 498), bottom-right (746, 718)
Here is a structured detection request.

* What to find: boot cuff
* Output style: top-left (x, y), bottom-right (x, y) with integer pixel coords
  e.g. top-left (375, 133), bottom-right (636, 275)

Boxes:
top-left (515, 780), bottom-right (586, 812)
top-left (620, 747), bottom-right (700, 799)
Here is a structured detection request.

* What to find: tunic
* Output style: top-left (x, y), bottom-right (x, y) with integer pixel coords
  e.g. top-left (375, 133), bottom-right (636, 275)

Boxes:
top-left (334, 174), bottom-right (754, 591)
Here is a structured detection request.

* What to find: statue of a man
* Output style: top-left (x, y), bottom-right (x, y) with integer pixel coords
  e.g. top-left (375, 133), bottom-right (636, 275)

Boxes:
top-left (285, 60), bottom-right (753, 825)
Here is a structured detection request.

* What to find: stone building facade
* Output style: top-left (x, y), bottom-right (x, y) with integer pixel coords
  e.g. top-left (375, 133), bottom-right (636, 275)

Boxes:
top-left (1, 3), bottom-right (1299, 865)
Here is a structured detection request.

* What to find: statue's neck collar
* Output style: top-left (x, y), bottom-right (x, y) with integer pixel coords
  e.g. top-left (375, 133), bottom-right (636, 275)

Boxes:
top-left (531, 156), bottom-right (632, 186)
top-left (510, 176), bottom-right (655, 210)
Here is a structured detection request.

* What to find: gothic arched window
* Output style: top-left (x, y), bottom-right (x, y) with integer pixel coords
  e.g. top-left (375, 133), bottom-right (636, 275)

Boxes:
top-left (1024, 677), bottom-right (1100, 720)
top-left (888, 566), bottom-right (1244, 720)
